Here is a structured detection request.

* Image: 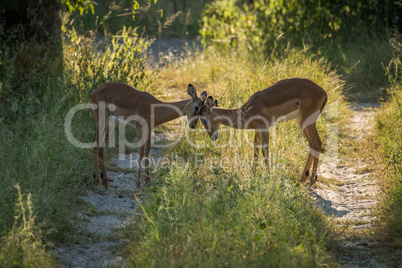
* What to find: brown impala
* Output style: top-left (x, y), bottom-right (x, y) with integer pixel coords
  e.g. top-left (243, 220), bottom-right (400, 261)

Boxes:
top-left (198, 78), bottom-right (327, 187)
top-left (91, 82), bottom-right (207, 189)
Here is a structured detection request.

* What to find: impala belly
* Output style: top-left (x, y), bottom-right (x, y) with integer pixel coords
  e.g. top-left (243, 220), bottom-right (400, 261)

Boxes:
top-left (262, 98), bottom-right (300, 127)
top-left (272, 108), bottom-right (300, 126)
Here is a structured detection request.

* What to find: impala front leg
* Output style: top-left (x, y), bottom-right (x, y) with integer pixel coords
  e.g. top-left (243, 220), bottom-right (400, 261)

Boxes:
top-left (136, 127), bottom-right (145, 189)
top-left (144, 130), bottom-right (152, 185)
top-left (97, 125), bottom-right (109, 188)
top-left (261, 131), bottom-right (270, 172)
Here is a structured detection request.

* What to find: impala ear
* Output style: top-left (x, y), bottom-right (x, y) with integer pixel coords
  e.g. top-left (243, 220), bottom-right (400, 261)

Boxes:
top-left (200, 90), bottom-right (207, 100)
top-left (187, 84), bottom-right (197, 100)
top-left (214, 99), bottom-right (218, 107)
top-left (205, 96), bottom-right (214, 111)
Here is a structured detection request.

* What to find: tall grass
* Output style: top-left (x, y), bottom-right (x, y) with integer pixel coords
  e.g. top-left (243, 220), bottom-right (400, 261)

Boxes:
top-left (0, 184), bottom-right (54, 267)
top-left (126, 48), bottom-right (346, 267)
top-left (375, 35), bottom-right (402, 256)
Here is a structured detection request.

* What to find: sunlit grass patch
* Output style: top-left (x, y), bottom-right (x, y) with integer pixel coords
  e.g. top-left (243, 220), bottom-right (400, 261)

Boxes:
top-left (374, 87), bottom-right (402, 254)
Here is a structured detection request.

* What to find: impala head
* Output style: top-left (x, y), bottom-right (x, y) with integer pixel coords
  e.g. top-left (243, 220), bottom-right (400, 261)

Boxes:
top-left (199, 96), bottom-right (220, 141)
top-left (185, 84), bottom-right (207, 128)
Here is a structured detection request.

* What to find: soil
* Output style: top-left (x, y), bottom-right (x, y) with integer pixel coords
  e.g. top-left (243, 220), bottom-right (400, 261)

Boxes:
top-left (54, 171), bottom-right (138, 268)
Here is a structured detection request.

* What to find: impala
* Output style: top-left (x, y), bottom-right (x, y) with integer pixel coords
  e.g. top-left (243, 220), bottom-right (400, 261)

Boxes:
top-left (91, 82), bottom-right (207, 189)
top-left (198, 78), bottom-right (328, 186)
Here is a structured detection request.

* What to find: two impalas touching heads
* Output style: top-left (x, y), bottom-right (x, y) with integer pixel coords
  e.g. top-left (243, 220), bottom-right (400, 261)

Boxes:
top-left (91, 78), bottom-right (327, 189)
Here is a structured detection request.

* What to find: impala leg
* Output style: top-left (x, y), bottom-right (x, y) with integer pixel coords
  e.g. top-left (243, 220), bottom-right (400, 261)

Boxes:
top-left (99, 124), bottom-right (109, 188)
top-left (307, 123), bottom-right (322, 187)
top-left (261, 131), bottom-right (270, 172)
top-left (92, 107), bottom-right (101, 185)
top-left (253, 131), bottom-right (262, 167)
top-left (299, 126), bottom-right (314, 183)
top-left (92, 129), bottom-right (100, 185)
top-left (136, 127), bottom-right (145, 189)
top-left (99, 119), bottom-right (116, 188)
top-left (144, 130), bottom-right (152, 185)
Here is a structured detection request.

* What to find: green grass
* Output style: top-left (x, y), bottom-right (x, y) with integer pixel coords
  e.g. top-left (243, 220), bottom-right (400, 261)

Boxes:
top-left (129, 166), bottom-right (333, 267)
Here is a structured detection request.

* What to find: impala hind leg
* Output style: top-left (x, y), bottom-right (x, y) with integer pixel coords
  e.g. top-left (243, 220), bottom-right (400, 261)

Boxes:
top-left (306, 123), bottom-right (322, 187)
top-left (299, 126), bottom-right (314, 183)
top-left (92, 107), bottom-right (101, 185)
top-left (92, 131), bottom-right (101, 185)
top-left (135, 127), bottom-right (146, 189)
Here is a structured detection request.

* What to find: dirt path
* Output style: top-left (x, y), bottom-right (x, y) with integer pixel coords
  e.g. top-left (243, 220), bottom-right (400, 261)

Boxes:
top-left (54, 171), bottom-right (138, 267)
top-left (55, 129), bottom-right (178, 267)
top-left (310, 104), bottom-right (388, 267)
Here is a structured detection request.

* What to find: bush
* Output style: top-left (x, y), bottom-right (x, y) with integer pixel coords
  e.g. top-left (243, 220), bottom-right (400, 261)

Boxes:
top-left (64, 26), bottom-right (154, 103)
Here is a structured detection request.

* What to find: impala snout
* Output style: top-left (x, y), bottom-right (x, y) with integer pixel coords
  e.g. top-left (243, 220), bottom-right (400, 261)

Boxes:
top-left (188, 116), bottom-right (199, 129)
top-left (210, 131), bottom-right (219, 142)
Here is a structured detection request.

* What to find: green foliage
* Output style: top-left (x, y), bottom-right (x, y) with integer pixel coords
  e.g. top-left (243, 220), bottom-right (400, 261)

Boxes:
top-left (200, 0), bottom-right (401, 53)
top-left (66, 0), bottom-right (211, 38)
top-left (64, 26), bottom-right (154, 103)
top-left (62, 0), bottom-right (94, 15)
top-left (0, 184), bottom-right (54, 267)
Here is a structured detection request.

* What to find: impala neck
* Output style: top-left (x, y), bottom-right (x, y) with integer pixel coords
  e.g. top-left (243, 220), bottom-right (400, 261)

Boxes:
top-left (153, 99), bottom-right (191, 126)
top-left (213, 107), bottom-right (246, 129)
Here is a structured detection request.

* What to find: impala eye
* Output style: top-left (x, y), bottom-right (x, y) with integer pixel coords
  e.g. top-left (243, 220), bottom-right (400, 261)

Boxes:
top-left (194, 105), bottom-right (199, 112)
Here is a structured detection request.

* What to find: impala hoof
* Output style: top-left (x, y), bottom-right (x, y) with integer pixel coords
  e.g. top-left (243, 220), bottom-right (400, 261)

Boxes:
top-left (299, 170), bottom-right (310, 183)
top-left (309, 175), bottom-right (318, 187)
